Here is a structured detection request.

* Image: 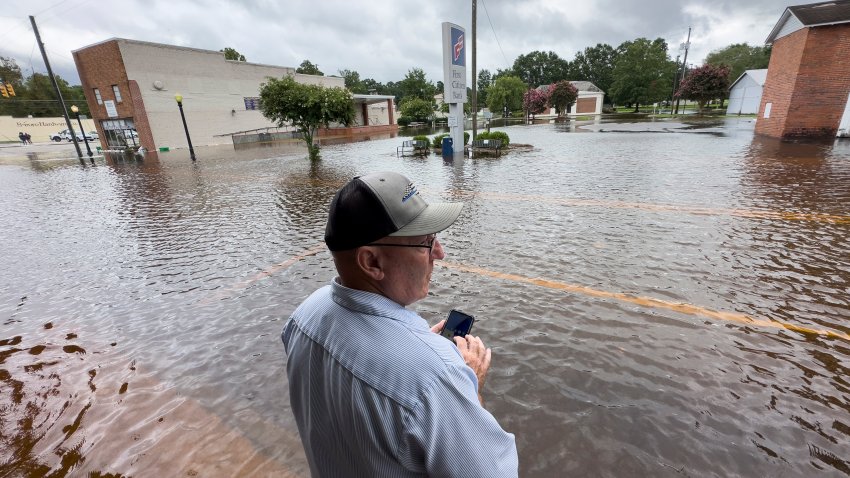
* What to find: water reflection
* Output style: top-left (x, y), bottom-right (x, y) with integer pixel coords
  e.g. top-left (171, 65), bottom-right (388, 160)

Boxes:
top-left (2, 120), bottom-right (850, 476)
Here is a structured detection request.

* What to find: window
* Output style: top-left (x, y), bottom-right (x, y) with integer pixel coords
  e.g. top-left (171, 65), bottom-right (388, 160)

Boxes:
top-left (112, 85), bottom-right (122, 103)
top-left (94, 88), bottom-right (103, 105)
top-left (244, 97), bottom-right (262, 110)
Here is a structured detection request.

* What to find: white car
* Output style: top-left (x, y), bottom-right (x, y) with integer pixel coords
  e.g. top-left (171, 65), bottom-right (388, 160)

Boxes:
top-left (50, 129), bottom-right (95, 142)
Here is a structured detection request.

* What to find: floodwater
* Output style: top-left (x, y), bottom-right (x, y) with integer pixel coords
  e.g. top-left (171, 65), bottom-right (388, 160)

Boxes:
top-left (2, 117), bottom-right (850, 477)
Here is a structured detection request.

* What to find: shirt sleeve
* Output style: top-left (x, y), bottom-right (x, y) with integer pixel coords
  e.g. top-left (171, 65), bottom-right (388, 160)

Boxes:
top-left (398, 363), bottom-right (519, 477)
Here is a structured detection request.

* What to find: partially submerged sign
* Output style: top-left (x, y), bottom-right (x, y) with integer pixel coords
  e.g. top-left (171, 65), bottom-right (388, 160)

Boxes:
top-left (442, 22), bottom-right (467, 103)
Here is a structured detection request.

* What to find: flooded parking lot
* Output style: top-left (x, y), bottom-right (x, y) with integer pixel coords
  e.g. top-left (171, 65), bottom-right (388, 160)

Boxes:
top-left (1, 117), bottom-right (849, 476)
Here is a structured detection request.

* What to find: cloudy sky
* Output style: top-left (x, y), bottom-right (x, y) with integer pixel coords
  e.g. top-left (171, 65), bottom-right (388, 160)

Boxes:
top-left (1, 0), bottom-right (795, 85)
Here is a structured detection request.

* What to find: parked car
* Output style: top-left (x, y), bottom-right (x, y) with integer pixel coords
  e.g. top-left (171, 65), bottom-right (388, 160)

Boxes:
top-left (88, 131), bottom-right (99, 140)
top-left (49, 129), bottom-right (95, 142)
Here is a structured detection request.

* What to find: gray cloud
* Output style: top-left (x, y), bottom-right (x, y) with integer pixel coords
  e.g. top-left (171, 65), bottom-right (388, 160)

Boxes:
top-left (1, 0), bottom-right (793, 85)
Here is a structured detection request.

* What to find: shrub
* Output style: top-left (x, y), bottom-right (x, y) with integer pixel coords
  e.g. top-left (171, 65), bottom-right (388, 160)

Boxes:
top-left (476, 131), bottom-right (510, 146)
top-left (464, 131), bottom-right (470, 145)
top-left (412, 135), bottom-right (429, 145)
top-left (432, 133), bottom-right (448, 148)
top-left (397, 116), bottom-right (412, 127)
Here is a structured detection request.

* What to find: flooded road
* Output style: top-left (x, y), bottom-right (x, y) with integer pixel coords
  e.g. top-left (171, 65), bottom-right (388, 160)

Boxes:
top-left (2, 118), bottom-right (849, 476)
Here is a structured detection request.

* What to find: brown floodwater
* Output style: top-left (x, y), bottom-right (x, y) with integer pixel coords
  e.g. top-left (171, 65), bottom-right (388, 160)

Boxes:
top-left (1, 118), bottom-right (849, 477)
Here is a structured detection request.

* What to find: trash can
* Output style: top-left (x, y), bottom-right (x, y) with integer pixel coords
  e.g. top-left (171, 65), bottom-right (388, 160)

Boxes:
top-left (441, 136), bottom-right (453, 157)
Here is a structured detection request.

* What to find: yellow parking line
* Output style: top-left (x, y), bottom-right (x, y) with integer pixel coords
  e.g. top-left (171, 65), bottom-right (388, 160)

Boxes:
top-left (460, 191), bottom-right (850, 224)
top-left (438, 261), bottom-right (850, 341)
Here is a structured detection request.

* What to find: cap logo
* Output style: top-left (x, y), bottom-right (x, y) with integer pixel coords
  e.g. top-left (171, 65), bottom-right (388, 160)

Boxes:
top-left (402, 182), bottom-right (418, 203)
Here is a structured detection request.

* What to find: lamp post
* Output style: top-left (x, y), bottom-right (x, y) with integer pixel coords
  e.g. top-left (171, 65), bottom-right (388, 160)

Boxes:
top-left (174, 93), bottom-right (196, 161)
top-left (70, 105), bottom-right (93, 160)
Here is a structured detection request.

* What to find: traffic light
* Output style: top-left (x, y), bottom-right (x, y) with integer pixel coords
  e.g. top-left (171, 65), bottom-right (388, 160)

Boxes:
top-left (5, 83), bottom-right (14, 96)
top-left (0, 83), bottom-right (7, 98)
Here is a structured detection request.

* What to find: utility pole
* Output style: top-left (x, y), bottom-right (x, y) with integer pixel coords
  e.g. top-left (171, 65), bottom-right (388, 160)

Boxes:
top-left (674, 27), bottom-right (691, 116)
top-left (30, 15), bottom-right (83, 160)
top-left (471, 0), bottom-right (477, 140)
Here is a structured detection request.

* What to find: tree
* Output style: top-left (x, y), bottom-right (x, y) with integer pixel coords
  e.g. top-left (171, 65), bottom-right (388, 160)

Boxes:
top-left (523, 88), bottom-right (549, 116)
top-left (548, 80), bottom-right (578, 116)
top-left (259, 75), bottom-right (353, 160)
top-left (0, 57), bottom-right (24, 116)
top-left (399, 97), bottom-right (434, 122)
top-left (339, 69), bottom-right (367, 94)
top-left (486, 75), bottom-right (527, 115)
top-left (220, 47), bottom-right (246, 61)
top-left (512, 50), bottom-right (570, 87)
top-left (296, 60), bottom-right (323, 76)
top-left (610, 38), bottom-right (676, 111)
top-left (676, 64), bottom-right (730, 114)
top-left (572, 43), bottom-right (618, 101)
top-left (704, 43), bottom-right (771, 84)
top-left (398, 68), bottom-right (435, 105)
top-left (477, 69), bottom-right (492, 106)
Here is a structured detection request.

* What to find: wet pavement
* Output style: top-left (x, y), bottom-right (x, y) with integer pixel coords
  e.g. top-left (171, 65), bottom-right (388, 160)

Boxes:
top-left (1, 117), bottom-right (849, 476)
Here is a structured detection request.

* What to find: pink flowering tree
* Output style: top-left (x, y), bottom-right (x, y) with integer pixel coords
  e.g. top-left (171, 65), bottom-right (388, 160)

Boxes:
top-left (547, 81), bottom-right (579, 116)
top-left (523, 88), bottom-right (549, 119)
top-left (675, 64), bottom-right (731, 114)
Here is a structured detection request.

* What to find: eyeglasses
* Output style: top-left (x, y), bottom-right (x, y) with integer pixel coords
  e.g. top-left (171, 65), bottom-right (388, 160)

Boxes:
top-left (366, 235), bottom-right (437, 252)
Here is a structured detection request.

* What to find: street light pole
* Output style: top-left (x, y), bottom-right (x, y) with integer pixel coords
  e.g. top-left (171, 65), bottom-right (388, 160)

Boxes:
top-left (70, 105), bottom-right (93, 161)
top-left (174, 93), bottom-right (196, 161)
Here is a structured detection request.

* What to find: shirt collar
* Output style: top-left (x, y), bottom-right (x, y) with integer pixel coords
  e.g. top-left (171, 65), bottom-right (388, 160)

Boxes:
top-left (330, 278), bottom-right (429, 330)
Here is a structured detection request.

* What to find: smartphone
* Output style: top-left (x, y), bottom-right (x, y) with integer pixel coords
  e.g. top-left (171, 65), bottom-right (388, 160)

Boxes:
top-left (439, 309), bottom-right (475, 340)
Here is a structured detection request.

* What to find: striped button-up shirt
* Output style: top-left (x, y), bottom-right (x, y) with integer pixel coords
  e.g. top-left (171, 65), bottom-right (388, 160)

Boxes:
top-left (282, 279), bottom-right (518, 477)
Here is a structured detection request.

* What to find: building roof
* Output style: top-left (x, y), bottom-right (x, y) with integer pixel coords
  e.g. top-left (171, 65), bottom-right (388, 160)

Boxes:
top-left (766, 0), bottom-right (850, 44)
top-left (729, 69), bottom-right (768, 90)
top-left (535, 81), bottom-right (604, 93)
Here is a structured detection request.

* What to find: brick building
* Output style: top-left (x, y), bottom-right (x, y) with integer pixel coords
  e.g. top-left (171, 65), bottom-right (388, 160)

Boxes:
top-left (72, 38), bottom-right (396, 152)
top-left (755, 0), bottom-right (850, 139)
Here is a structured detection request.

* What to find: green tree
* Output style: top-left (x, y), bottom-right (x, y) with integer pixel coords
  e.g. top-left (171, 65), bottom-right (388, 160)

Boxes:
top-left (676, 64), bottom-right (730, 114)
top-left (259, 75), bottom-right (353, 160)
top-left (296, 60), bottom-right (324, 76)
top-left (548, 80), bottom-right (578, 115)
top-left (339, 69), bottom-right (367, 93)
top-left (0, 57), bottom-right (24, 116)
top-left (610, 38), bottom-right (676, 111)
top-left (486, 75), bottom-right (527, 115)
top-left (477, 69), bottom-right (492, 106)
top-left (704, 43), bottom-right (771, 84)
top-left (398, 68), bottom-right (435, 105)
top-left (512, 51), bottom-right (570, 87)
top-left (220, 47), bottom-right (246, 61)
top-left (399, 97), bottom-right (434, 121)
top-left (572, 43), bottom-right (618, 100)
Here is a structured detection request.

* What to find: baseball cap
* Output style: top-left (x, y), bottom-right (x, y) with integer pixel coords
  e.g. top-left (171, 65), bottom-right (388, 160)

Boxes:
top-left (324, 171), bottom-right (463, 251)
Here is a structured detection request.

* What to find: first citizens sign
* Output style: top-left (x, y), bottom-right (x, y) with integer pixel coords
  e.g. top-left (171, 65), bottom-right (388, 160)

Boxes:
top-left (442, 22), bottom-right (467, 104)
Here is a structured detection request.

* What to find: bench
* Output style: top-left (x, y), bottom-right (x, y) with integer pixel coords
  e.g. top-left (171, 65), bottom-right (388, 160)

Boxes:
top-left (397, 140), bottom-right (429, 156)
top-left (470, 139), bottom-right (502, 156)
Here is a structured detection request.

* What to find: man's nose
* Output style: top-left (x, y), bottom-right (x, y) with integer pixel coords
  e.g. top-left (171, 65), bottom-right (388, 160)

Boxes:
top-left (431, 238), bottom-right (446, 259)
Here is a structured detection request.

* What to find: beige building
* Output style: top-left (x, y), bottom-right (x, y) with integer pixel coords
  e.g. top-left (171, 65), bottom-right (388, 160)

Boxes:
top-left (72, 38), bottom-right (396, 151)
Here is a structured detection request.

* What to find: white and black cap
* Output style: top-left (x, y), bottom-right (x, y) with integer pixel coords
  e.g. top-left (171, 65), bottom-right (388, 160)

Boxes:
top-left (324, 171), bottom-right (463, 251)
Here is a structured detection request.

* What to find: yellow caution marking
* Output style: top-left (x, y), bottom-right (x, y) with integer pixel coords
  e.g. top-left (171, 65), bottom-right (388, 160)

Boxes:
top-left (438, 261), bottom-right (850, 341)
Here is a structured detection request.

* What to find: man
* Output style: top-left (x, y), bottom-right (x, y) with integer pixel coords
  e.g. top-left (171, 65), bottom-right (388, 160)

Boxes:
top-left (282, 171), bottom-right (518, 477)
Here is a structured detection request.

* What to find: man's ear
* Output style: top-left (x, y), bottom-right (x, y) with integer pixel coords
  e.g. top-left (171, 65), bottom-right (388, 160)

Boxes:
top-left (355, 246), bottom-right (385, 280)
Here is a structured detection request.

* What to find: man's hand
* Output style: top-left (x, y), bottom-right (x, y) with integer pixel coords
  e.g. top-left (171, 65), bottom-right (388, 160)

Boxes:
top-left (453, 335), bottom-right (492, 392)
top-left (430, 320), bottom-right (446, 334)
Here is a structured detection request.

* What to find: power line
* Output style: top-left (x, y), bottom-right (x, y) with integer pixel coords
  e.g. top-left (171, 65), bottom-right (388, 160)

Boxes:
top-left (480, 0), bottom-right (510, 69)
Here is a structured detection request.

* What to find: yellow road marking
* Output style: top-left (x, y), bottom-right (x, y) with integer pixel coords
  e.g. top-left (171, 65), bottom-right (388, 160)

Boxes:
top-left (449, 191), bottom-right (850, 224)
top-left (438, 261), bottom-right (850, 341)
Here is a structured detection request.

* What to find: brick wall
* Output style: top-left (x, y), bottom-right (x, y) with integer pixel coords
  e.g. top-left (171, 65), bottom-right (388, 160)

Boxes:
top-left (756, 24), bottom-right (850, 139)
top-left (72, 40), bottom-right (132, 149)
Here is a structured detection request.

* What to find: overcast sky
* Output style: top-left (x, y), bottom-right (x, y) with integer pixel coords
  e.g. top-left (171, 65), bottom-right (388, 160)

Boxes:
top-left (1, 0), bottom-right (795, 86)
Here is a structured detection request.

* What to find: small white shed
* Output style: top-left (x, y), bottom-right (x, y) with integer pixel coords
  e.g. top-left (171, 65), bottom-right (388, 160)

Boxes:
top-left (727, 69), bottom-right (767, 115)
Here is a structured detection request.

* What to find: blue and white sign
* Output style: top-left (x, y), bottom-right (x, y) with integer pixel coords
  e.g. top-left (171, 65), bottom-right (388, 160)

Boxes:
top-left (442, 22), bottom-right (467, 103)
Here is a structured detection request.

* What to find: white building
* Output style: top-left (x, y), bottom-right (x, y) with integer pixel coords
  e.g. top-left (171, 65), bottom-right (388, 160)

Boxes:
top-left (72, 38), bottom-right (396, 151)
top-left (727, 69), bottom-right (768, 115)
